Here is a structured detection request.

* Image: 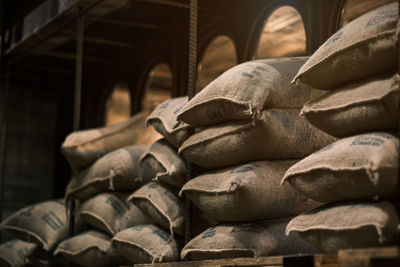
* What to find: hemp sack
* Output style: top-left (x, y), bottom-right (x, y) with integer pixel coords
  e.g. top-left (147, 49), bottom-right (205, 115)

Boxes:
top-left (0, 239), bottom-right (36, 267)
top-left (65, 145), bottom-right (154, 201)
top-left (180, 161), bottom-right (322, 222)
top-left (54, 230), bottom-right (129, 266)
top-left (62, 110), bottom-right (151, 173)
top-left (178, 57), bottom-right (325, 126)
top-left (128, 182), bottom-right (185, 235)
top-left (282, 132), bottom-right (399, 203)
top-left (301, 73), bottom-right (399, 137)
top-left (293, 2), bottom-right (398, 90)
top-left (286, 201), bottom-right (400, 252)
top-left (181, 219), bottom-right (316, 261)
top-left (140, 139), bottom-right (186, 188)
top-left (112, 224), bottom-right (179, 264)
top-left (1, 200), bottom-right (68, 251)
top-left (179, 109), bottom-right (335, 168)
top-left (146, 97), bottom-right (194, 148)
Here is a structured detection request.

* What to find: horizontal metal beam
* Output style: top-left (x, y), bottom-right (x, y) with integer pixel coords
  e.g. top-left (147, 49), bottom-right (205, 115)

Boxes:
top-left (85, 16), bottom-right (162, 29)
top-left (136, 0), bottom-right (189, 9)
top-left (31, 51), bottom-right (102, 63)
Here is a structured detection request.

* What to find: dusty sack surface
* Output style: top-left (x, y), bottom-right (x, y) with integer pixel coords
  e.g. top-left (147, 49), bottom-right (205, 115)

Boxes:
top-left (286, 201), bottom-right (399, 252)
top-left (178, 57), bottom-right (325, 126)
top-left (112, 224), bottom-right (179, 264)
top-left (180, 161), bottom-right (322, 222)
top-left (0, 239), bottom-right (37, 267)
top-left (62, 110), bottom-right (152, 173)
top-left (1, 200), bottom-right (68, 251)
top-left (282, 132), bottom-right (399, 203)
top-left (301, 73), bottom-right (399, 137)
top-left (146, 97), bottom-right (194, 148)
top-left (293, 2), bottom-right (398, 90)
top-left (179, 109), bottom-right (335, 168)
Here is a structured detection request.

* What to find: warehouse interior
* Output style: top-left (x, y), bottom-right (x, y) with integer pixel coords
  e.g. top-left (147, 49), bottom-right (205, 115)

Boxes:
top-left (0, 0), bottom-right (399, 266)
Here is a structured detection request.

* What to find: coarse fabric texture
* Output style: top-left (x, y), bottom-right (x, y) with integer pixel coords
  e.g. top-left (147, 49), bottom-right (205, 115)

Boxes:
top-left (286, 201), bottom-right (399, 252)
top-left (1, 200), bottom-right (68, 251)
top-left (112, 224), bottom-right (179, 264)
top-left (54, 230), bottom-right (128, 266)
top-left (65, 145), bottom-right (154, 201)
top-left (301, 73), bottom-right (399, 137)
top-left (179, 109), bottom-right (335, 168)
top-left (27, 246), bottom-right (69, 267)
top-left (180, 161), bottom-right (322, 222)
top-left (146, 97), bottom-right (194, 148)
top-left (62, 110), bottom-right (151, 173)
top-left (140, 139), bottom-right (186, 188)
top-left (78, 193), bottom-right (151, 236)
top-left (282, 132), bottom-right (399, 203)
top-left (181, 219), bottom-right (317, 261)
top-left (0, 239), bottom-right (36, 267)
top-left (178, 57), bottom-right (325, 126)
top-left (293, 2), bottom-right (398, 90)
top-left (128, 182), bottom-right (185, 235)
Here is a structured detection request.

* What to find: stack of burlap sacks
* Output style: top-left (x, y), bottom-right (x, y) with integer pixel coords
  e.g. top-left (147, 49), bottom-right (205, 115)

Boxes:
top-left (174, 59), bottom-right (335, 258)
top-left (281, 2), bottom-right (400, 252)
top-left (0, 108), bottom-right (194, 266)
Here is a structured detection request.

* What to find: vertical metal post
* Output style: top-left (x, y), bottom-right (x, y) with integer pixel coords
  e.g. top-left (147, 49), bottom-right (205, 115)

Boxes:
top-left (184, 0), bottom-right (198, 246)
top-left (70, 11), bottom-right (84, 237)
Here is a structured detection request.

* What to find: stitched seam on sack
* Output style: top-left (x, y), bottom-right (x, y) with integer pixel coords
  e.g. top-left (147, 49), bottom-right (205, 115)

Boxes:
top-left (294, 30), bottom-right (396, 82)
top-left (67, 176), bottom-right (114, 199)
top-left (55, 245), bottom-right (109, 256)
top-left (1, 225), bottom-right (48, 250)
top-left (287, 222), bottom-right (384, 235)
top-left (113, 237), bottom-right (156, 260)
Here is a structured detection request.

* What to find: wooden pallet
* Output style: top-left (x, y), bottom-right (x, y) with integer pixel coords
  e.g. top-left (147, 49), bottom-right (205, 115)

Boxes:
top-left (133, 246), bottom-right (400, 267)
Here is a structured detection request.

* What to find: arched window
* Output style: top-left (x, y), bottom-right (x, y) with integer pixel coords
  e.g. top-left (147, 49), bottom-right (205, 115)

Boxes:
top-left (104, 84), bottom-right (131, 126)
top-left (197, 36), bottom-right (237, 91)
top-left (340, 0), bottom-right (394, 26)
top-left (255, 6), bottom-right (306, 59)
top-left (141, 63), bottom-right (172, 110)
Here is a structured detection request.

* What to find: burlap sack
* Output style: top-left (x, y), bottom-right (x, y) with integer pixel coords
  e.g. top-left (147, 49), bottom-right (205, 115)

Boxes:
top-left (27, 246), bottom-right (69, 267)
top-left (146, 97), bottom-right (194, 148)
top-left (62, 110), bottom-right (152, 173)
top-left (112, 224), bottom-right (179, 264)
top-left (128, 182), bottom-right (185, 235)
top-left (180, 161), bottom-right (322, 222)
top-left (178, 57), bottom-right (325, 126)
top-left (182, 219), bottom-right (317, 261)
top-left (0, 239), bottom-right (36, 267)
top-left (140, 139), bottom-right (186, 188)
top-left (79, 192), bottom-right (151, 236)
top-left (282, 132), bottom-right (399, 203)
top-left (54, 230), bottom-right (129, 266)
top-left (179, 109), bottom-right (335, 168)
top-left (301, 73), bottom-right (400, 137)
top-left (293, 2), bottom-right (398, 90)
top-left (65, 145), bottom-right (154, 201)
top-left (0, 200), bottom-right (68, 251)
top-left (286, 201), bottom-right (399, 252)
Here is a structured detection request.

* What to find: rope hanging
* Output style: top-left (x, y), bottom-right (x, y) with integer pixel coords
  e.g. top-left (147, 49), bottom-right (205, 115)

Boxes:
top-left (184, 0), bottom-right (198, 245)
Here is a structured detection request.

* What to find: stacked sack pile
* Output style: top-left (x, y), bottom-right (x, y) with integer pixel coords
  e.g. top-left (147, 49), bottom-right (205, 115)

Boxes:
top-left (176, 56), bottom-right (338, 260)
top-left (282, 2), bottom-right (400, 252)
top-left (0, 108), bottom-right (190, 266)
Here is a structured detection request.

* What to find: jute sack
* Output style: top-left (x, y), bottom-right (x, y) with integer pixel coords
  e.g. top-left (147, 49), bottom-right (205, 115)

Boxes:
top-left (62, 109), bottom-right (152, 173)
top-left (282, 132), bottom-right (399, 203)
top-left (181, 219), bottom-right (317, 261)
top-left (146, 97), bottom-right (194, 148)
top-left (112, 224), bottom-right (179, 264)
top-left (293, 2), bottom-right (398, 90)
top-left (180, 161), bottom-right (322, 222)
top-left (79, 193), bottom-right (151, 236)
top-left (178, 57), bottom-right (325, 126)
top-left (140, 139), bottom-right (186, 188)
top-left (179, 109), bottom-right (335, 168)
top-left (286, 201), bottom-right (400, 252)
top-left (0, 239), bottom-right (36, 267)
top-left (54, 230), bottom-right (129, 266)
top-left (27, 246), bottom-right (69, 267)
top-left (128, 182), bottom-right (185, 235)
top-left (65, 145), bottom-right (154, 201)
top-left (301, 73), bottom-right (400, 137)
top-left (1, 200), bottom-right (68, 251)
